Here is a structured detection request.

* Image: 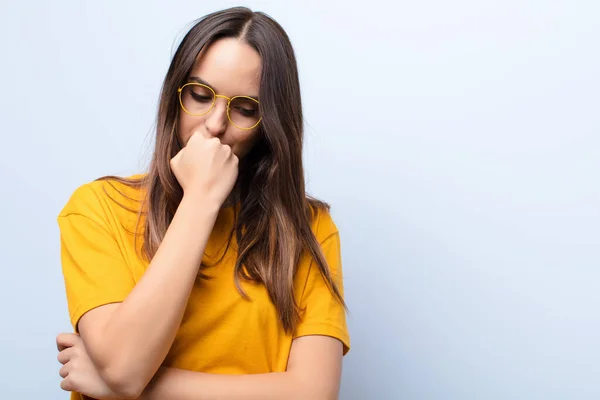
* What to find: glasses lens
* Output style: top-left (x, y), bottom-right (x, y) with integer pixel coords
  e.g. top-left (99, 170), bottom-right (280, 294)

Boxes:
top-left (181, 84), bottom-right (214, 115)
top-left (229, 97), bottom-right (261, 129)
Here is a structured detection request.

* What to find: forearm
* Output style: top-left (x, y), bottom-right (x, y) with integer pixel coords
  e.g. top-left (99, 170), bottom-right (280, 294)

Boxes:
top-left (144, 368), bottom-right (328, 400)
top-left (90, 195), bottom-right (220, 390)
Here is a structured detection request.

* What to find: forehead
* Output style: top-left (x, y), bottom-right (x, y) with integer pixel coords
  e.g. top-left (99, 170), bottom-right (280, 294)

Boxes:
top-left (189, 38), bottom-right (261, 96)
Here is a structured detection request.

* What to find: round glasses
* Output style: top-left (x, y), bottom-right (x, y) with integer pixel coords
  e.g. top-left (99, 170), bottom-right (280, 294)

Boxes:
top-left (177, 82), bottom-right (262, 130)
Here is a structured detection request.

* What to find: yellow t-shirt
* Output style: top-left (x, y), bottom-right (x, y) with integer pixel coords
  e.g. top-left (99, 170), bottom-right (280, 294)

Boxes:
top-left (57, 175), bottom-right (350, 398)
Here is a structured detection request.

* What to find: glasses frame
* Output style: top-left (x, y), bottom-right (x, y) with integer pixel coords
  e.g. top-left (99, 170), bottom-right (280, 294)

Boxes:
top-left (177, 82), bottom-right (262, 131)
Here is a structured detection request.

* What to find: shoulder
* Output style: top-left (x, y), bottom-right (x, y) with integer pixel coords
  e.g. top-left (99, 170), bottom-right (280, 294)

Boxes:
top-left (308, 201), bottom-right (339, 244)
top-left (58, 173), bottom-right (147, 225)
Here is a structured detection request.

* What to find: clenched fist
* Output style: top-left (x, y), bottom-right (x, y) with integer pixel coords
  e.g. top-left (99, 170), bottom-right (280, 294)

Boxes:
top-left (170, 132), bottom-right (239, 207)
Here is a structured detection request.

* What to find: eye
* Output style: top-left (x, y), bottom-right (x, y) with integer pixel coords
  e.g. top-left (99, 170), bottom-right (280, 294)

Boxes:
top-left (190, 91), bottom-right (212, 103)
top-left (233, 106), bottom-right (257, 117)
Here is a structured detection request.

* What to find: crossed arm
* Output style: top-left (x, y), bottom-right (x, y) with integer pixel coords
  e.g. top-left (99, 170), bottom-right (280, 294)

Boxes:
top-left (57, 195), bottom-right (345, 399)
top-left (57, 319), bottom-right (343, 400)
top-left (144, 334), bottom-right (342, 400)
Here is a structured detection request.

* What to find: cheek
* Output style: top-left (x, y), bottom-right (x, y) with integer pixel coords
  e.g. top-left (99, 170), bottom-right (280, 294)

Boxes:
top-left (232, 130), bottom-right (261, 157)
top-left (177, 114), bottom-right (204, 144)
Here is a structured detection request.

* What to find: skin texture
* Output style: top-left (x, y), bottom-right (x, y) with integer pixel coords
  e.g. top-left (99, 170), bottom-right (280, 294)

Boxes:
top-left (56, 38), bottom-right (344, 400)
top-left (178, 38), bottom-right (263, 158)
top-left (57, 333), bottom-right (343, 399)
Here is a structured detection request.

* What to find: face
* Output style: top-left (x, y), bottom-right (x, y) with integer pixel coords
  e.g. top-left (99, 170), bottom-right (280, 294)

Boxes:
top-left (177, 38), bottom-right (262, 159)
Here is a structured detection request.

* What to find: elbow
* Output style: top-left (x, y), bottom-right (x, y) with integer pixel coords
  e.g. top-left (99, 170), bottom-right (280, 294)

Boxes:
top-left (291, 374), bottom-right (339, 400)
top-left (320, 393), bottom-right (339, 400)
top-left (318, 394), bottom-right (339, 400)
top-left (298, 385), bottom-right (339, 400)
top-left (88, 342), bottom-right (156, 398)
top-left (303, 393), bottom-right (338, 400)
top-left (100, 364), bottom-right (149, 399)
top-left (309, 385), bottom-right (340, 400)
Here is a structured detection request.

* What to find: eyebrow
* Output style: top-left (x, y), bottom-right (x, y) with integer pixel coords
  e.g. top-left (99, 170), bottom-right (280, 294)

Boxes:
top-left (188, 76), bottom-right (259, 101)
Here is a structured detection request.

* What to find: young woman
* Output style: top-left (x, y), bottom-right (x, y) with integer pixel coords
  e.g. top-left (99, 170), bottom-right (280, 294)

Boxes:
top-left (55, 6), bottom-right (349, 400)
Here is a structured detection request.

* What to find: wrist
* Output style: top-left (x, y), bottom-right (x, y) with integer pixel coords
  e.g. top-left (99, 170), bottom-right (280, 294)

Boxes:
top-left (180, 192), bottom-right (222, 217)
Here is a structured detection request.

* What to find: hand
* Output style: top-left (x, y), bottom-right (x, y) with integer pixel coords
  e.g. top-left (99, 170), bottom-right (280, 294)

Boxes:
top-left (56, 332), bottom-right (123, 399)
top-left (170, 132), bottom-right (239, 206)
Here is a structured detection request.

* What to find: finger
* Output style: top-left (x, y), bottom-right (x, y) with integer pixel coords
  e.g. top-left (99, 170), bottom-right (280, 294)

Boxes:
top-left (170, 147), bottom-right (183, 167)
top-left (191, 130), bottom-right (203, 139)
top-left (60, 375), bottom-right (75, 392)
top-left (196, 130), bottom-right (215, 141)
top-left (56, 333), bottom-right (80, 351)
top-left (203, 136), bottom-right (220, 149)
top-left (189, 130), bottom-right (208, 144)
top-left (219, 143), bottom-right (231, 157)
top-left (57, 347), bottom-right (75, 365)
top-left (59, 361), bottom-right (71, 379)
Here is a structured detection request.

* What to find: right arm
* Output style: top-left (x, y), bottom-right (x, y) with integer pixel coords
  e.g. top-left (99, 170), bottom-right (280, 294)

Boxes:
top-left (67, 133), bottom-right (238, 398)
top-left (77, 194), bottom-right (218, 398)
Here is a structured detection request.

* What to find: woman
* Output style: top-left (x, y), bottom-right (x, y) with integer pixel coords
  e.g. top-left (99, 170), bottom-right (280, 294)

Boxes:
top-left (56, 6), bottom-right (349, 400)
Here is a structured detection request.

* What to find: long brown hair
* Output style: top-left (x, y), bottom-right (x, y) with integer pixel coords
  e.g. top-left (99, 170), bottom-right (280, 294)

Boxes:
top-left (99, 6), bottom-right (345, 333)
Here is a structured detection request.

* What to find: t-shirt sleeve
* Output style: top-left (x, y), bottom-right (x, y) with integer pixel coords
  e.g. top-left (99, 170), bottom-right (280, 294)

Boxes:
top-left (57, 185), bottom-right (136, 331)
top-left (294, 216), bottom-right (350, 355)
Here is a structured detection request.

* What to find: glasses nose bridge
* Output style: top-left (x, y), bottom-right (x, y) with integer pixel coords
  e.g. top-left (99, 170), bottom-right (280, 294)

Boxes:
top-left (214, 93), bottom-right (232, 106)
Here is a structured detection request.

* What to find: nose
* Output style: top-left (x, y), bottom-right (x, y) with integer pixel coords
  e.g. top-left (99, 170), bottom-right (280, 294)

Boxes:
top-left (204, 98), bottom-right (228, 137)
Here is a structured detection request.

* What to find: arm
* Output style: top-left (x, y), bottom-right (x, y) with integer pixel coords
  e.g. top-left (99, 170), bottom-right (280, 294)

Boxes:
top-left (140, 219), bottom-right (349, 400)
top-left (57, 134), bottom-right (240, 398)
top-left (144, 335), bottom-right (343, 400)
top-left (56, 334), bottom-right (342, 400)
top-left (76, 195), bottom-right (219, 398)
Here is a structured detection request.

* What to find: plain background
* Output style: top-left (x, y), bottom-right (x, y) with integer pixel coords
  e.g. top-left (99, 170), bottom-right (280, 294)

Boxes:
top-left (1, 0), bottom-right (599, 399)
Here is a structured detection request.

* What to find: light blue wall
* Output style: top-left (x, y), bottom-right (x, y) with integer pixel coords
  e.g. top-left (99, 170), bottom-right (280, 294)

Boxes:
top-left (0, 1), bottom-right (598, 398)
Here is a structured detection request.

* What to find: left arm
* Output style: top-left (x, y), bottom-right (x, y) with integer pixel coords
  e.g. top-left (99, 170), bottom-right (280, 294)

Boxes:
top-left (144, 335), bottom-right (343, 400)
top-left (57, 334), bottom-right (343, 400)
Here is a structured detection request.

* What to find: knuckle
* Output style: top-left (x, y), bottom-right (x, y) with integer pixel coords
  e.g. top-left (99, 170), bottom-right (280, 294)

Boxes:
top-left (60, 377), bottom-right (73, 391)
